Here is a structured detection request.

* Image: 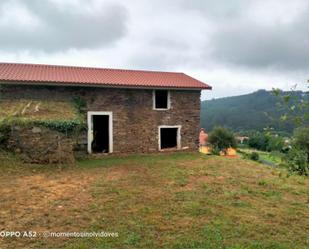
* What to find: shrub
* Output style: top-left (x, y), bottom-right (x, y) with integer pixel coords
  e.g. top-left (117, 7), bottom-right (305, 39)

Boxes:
top-left (0, 119), bottom-right (85, 141)
top-left (284, 126), bottom-right (309, 175)
top-left (208, 127), bottom-right (236, 154)
top-left (250, 152), bottom-right (259, 161)
top-left (211, 146), bottom-right (221, 156)
top-left (248, 131), bottom-right (285, 152)
top-left (284, 147), bottom-right (308, 175)
top-left (33, 120), bottom-right (81, 134)
top-left (293, 126), bottom-right (309, 155)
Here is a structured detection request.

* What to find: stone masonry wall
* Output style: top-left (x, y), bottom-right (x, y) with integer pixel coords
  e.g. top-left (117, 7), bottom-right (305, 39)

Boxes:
top-left (7, 125), bottom-right (75, 164)
top-left (1, 85), bottom-right (201, 153)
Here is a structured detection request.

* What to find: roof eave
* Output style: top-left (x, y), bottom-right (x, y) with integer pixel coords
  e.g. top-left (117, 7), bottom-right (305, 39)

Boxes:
top-left (0, 80), bottom-right (212, 90)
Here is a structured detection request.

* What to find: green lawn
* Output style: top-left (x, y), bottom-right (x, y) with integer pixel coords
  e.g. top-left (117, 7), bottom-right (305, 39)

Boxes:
top-left (238, 148), bottom-right (283, 166)
top-left (0, 152), bottom-right (308, 249)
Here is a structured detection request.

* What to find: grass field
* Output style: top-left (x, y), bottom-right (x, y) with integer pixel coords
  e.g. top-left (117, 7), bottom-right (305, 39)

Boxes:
top-left (238, 148), bottom-right (283, 167)
top-left (0, 152), bottom-right (308, 249)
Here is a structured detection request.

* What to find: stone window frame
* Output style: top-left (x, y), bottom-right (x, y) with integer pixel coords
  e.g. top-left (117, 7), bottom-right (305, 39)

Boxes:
top-left (152, 90), bottom-right (171, 110)
top-left (87, 111), bottom-right (113, 154)
top-left (158, 125), bottom-right (181, 151)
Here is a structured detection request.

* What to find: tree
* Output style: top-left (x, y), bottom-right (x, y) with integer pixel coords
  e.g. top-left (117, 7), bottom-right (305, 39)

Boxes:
top-left (272, 85), bottom-right (309, 127)
top-left (294, 126), bottom-right (309, 152)
top-left (248, 131), bottom-right (269, 151)
top-left (273, 83), bottom-right (309, 175)
top-left (267, 135), bottom-right (285, 152)
top-left (208, 126), bottom-right (236, 154)
top-left (285, 146), bottom-right (308, 176)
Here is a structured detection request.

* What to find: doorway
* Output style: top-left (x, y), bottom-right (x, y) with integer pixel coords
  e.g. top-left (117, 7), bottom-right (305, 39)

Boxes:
top-left (87, 112), bottom-right (113, 154)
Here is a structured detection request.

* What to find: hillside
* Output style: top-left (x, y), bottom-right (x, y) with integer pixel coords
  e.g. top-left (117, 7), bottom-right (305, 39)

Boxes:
top-left (201, 90), bottom-right (308, 133)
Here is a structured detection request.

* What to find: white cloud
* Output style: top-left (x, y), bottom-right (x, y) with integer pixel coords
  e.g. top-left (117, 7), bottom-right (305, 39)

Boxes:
top-left (0, 0), bottom-right (128, 51)
top-left (0, 0), bottom-right (308, 100)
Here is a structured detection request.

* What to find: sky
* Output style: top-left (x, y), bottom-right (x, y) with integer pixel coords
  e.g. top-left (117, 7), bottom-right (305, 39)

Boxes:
top-left (0, 0), bottom-right (308, 100)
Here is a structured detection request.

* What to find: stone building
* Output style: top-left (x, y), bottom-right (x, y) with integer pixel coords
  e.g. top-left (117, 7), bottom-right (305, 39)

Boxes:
top-left (0, 63), bottom-right (211, 155)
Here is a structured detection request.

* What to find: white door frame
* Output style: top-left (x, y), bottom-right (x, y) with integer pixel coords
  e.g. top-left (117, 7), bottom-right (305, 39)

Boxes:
top-left (158, 125), bottom-right (181, 151)
top-left (87, 111), bottom-right (113, 154)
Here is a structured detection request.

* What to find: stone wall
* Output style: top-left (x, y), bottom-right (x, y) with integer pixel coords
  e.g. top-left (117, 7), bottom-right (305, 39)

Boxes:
top-left (7, 125), bottom-right (75, 164)
top-left (1, 85), bottom-right (201, 153)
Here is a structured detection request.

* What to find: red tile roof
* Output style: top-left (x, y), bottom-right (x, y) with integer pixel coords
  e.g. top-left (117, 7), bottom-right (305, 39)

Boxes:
top-left (0, 63), bottom-right (211, 90)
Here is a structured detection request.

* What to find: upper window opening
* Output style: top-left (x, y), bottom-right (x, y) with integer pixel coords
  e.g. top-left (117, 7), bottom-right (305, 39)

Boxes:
top-left (154, 90), bottom-right (169, 109)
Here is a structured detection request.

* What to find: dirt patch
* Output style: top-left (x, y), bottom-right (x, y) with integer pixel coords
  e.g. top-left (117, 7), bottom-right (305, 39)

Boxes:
top-left (105, 167), bottom-right (130, 181)
top-left (182, 175), bottom-right (209, 190)
top-left (0, 172), bottom-right (96, 233)
top-left (217, 176), bottom-right (225, 180)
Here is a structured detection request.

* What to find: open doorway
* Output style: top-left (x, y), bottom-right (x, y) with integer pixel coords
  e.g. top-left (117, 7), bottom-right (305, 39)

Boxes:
top-left (92, 115), bottom-right (109, 153)
top-left (87, 112), bottom-right (113, 154)
top-left (159, 126), bottom-right (181, 150)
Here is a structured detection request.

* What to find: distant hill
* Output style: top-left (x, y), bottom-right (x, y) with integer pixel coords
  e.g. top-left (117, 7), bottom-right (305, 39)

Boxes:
top-left (200, 89), bottom-right (308, 134)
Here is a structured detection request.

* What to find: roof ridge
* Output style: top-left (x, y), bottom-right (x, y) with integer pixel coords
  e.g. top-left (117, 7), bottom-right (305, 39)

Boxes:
top-left (0, 62), bottom-right (184, 75)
